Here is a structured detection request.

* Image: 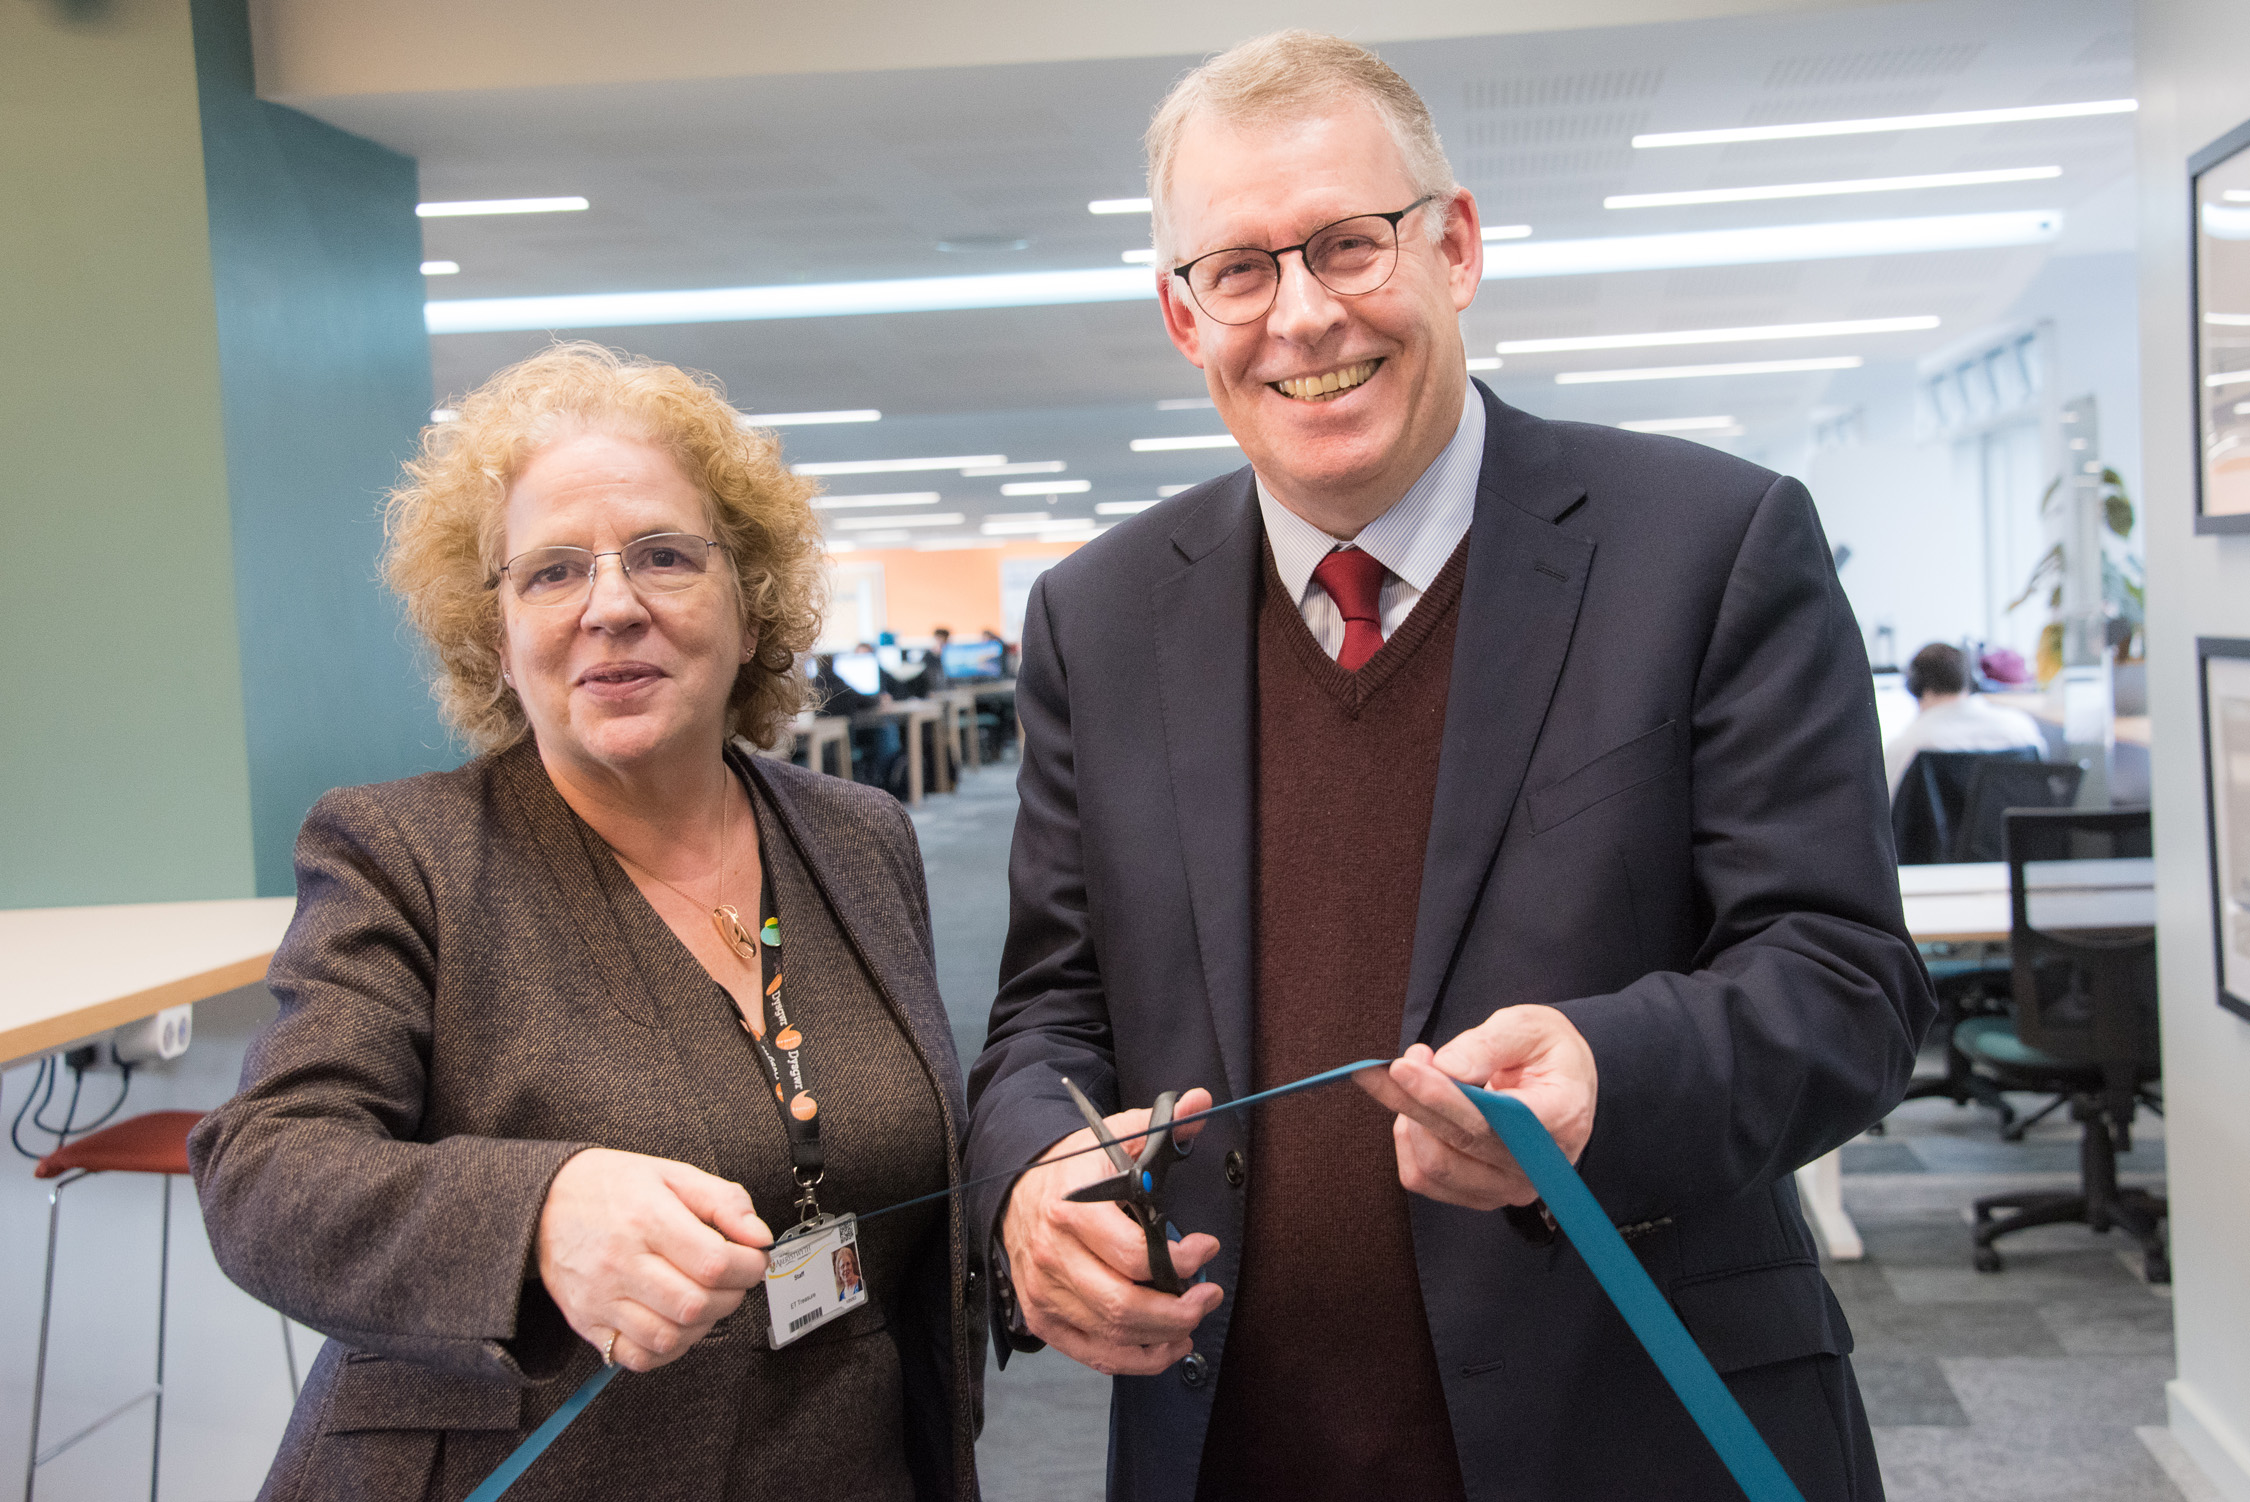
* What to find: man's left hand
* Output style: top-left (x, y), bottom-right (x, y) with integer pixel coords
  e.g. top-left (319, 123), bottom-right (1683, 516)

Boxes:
top-left (1356, 1005), bottom-right (1599, 1211)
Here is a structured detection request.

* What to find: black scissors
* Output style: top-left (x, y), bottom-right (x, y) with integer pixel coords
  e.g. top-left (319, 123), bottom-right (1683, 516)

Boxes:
top-left (1060, 1077), bottom-right (1192, 1295)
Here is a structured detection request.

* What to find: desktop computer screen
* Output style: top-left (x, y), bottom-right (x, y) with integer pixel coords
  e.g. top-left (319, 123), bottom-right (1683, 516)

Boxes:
top-left (943, 640), bottom-right (1005, 682)
top-left (831, 651), bottom-right (882, 697)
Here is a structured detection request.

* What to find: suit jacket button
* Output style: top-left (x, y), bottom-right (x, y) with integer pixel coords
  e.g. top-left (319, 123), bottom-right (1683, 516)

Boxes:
top-left (1223, 1150), bottom-right (1247, 1188)
top-left (1180, 1353), bottom-right (1209, 1388)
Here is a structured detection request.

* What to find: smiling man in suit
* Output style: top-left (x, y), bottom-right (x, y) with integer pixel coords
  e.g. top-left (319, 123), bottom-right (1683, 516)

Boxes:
top-left (963, 30), bottom-right (1933, 1502)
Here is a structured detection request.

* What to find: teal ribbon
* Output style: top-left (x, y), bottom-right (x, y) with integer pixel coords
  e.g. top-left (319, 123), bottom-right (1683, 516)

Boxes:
top-left (1458, 1082), bottom-right (1806, 1502)
top-left (464, 1063), bottom-right (1805, 1501)
top-left (462, 1361), bottom-right (616, 1502)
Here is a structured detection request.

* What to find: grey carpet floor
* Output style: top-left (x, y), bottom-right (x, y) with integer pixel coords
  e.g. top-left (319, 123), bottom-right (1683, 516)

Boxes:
top-left (910, 764), bottom-right (2185, 1501)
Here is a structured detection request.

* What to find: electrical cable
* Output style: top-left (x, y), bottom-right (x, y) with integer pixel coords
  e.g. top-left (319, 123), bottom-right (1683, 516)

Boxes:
top-left (67, 1064), bottom-right (135, 1140)
top-left (41, 1063), bottom-right (86, 1148)
top-left (9, 1056), bottom-right (57, 1159)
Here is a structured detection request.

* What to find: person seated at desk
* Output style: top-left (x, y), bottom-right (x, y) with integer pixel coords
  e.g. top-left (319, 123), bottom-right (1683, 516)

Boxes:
top-left (925, 627), bottom-right (952, 693)
top-left (1883, 642), bottom-right (2046, 795)
top-left (811, 647), bottom-right (905, 784)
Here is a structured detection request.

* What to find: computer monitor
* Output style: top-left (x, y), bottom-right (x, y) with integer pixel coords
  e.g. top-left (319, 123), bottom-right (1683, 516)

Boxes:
top-left (831, 650), bottom-right (881, 697)
top-left (943, 640), bottom-right (1005, 682)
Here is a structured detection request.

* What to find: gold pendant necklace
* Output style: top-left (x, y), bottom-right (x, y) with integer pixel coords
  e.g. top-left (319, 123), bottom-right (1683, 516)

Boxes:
top-left (618, 764), bottom-right (758, 962)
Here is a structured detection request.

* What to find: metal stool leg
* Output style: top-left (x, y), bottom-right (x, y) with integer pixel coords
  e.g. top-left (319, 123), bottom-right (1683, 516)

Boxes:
top-left (150, 1174), bottom-right (170, 1502)
top-left (24, 1170), bottom-right (83, 1502)
top-left (280, 1312), bottom-right (299, 1400)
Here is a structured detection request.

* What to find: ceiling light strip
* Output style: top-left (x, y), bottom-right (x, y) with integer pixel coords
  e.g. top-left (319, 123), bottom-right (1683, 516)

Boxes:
top-left (1001, 480), bottom-right (1092, 495)
top-left (829, 512), bottom-right (967, 530)
top-left (1605, 167), bottom-right (2061, 210)
top-left (428, 268), bottom-right (1154, 334)
top-left (1618, 416), bottom-right (1738, 432)
top-left (1556, 357), bottom-right (1862, 384)
top-left (427, 215), bottom-right (2058, 334)
top-left (738, 409), bottom-right (881, 427)
top-left (963, 461), bottom-right (1067, 476)
top-left (793, 455), bottom-right (1005, 476)
top-left (1130, 434), bottom-right (1241, 451)
top-left (1632, 99), bottom-right (2135, 149)
top-left (1090, 198), bottom-right (1153, 214)
top-left (1483, 211), bottom-right (2058, 281)
top-left (811, 492), bottom-right (943, 510)
top-left (1499, 316), bottom-right (1936, 355)
top-left (416, 196), bottom-right (589, 217)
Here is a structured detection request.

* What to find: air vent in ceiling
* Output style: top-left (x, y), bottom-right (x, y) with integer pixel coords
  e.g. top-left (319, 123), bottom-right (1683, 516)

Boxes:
top-left (1763, 43), bottom-right (1983, 90)
top-left (1742, 90), bottom-right (1946, 125)
top-left (1463, 70), bottom-right (1664, 112)
top-left (1460, 113), bottom-right (1650, 151)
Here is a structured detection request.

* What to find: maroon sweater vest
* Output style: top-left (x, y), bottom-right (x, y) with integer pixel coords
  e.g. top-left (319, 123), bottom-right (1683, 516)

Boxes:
top-left (1195, 539), bottom-right (1471, 1502)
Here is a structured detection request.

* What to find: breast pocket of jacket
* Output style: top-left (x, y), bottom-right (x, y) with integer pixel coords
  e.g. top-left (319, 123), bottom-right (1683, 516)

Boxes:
top-left (1525, 719), bottom-right (1685, 836)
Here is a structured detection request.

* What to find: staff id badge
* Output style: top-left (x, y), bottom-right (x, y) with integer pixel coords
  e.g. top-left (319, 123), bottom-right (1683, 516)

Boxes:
top-left (766, 1214), bottom-right (868, 1348)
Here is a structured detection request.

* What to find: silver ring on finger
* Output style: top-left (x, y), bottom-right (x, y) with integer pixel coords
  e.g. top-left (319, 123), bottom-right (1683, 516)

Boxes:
top-left (603, 1330), bottom-right (618, 1366)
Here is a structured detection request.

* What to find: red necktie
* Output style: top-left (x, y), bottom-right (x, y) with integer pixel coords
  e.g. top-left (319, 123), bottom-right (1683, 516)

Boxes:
top-left (1311, 547), bottom-right (1388, 671)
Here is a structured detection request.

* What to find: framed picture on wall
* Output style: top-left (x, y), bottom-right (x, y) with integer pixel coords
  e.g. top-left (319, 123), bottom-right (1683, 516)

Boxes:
top-left (2192, 118), bottom-right (2250, 533)
top-left (2197, 637), bottom-right (2250, 1020)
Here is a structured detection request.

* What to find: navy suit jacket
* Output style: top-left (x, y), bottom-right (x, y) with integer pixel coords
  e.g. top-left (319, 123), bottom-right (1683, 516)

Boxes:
top-left (965, 384), bottom-right (1934, 1500)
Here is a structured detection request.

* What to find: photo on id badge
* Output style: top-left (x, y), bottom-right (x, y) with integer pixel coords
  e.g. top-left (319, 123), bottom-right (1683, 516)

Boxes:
top-left (767, 1215), bottom-right (868, 1347)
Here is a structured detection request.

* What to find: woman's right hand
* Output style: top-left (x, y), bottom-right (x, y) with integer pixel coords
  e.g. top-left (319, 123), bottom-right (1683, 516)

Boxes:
top-left (535, 1148), bottom-right (773, 1372)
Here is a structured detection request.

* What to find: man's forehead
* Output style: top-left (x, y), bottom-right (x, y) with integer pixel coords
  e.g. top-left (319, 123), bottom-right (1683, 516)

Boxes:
top-left (1166, 100), bottom-right (1416, 248)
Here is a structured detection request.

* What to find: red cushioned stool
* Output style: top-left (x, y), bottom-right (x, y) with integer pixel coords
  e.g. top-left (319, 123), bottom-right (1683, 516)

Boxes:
top-left (22, 1110), bottom-right (297, 1502)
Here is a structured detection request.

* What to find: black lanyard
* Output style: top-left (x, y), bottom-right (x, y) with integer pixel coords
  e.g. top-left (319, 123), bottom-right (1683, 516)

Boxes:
top-left (734, 836), bottom-right (826, 1226)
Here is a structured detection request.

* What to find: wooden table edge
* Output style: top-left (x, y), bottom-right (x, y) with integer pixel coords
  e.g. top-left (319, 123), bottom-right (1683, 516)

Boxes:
top-left (0, 950), bottom-right (275, 1066)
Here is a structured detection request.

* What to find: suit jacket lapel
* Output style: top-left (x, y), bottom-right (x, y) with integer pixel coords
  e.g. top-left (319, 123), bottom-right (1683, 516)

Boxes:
top-left (1152, 472), bottom-right (1262, 1102)
top-left (1401, 387), bottom-right (1594, 1048)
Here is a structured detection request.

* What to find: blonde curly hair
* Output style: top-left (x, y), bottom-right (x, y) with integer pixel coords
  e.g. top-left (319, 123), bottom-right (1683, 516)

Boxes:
top-left (384, 342), bottom-right (825, 753)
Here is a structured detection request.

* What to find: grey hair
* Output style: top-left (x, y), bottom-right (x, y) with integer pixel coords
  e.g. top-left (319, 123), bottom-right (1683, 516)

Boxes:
top-left (1143, 30), bottom-right (1458, 268)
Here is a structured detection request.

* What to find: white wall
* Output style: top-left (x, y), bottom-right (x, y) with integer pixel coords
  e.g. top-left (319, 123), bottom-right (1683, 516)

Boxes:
top-left (2136, 0), bottom-right (2250, 1493)
top-left (1791, 246), bottom-right (2143, 674)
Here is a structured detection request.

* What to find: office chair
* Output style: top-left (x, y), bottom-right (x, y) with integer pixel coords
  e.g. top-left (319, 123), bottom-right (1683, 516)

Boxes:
top-left (1953, 758), bottom-right (2085, 862)
top-left (1954, 807), bottom-right (2166, 1282)
top-left (1889, 751), bottom-right (2080, 1126)
top-left (1889, 747), bottom-right (2045, 866)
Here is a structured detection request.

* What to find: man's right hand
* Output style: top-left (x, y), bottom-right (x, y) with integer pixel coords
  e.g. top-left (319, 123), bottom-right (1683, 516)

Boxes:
top-left (1000, 1088), bottom-right (1224, 1375)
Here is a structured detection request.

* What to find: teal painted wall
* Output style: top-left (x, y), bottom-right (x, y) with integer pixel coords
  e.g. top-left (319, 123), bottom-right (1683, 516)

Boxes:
top-left (190, 0), bottom-right (459, 896)
top-left (0, 0), bottom-right (258, 907)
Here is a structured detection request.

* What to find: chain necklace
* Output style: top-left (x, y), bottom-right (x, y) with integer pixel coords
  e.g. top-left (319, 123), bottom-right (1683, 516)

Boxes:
top-left (611, 765), bottom-right (760, 963)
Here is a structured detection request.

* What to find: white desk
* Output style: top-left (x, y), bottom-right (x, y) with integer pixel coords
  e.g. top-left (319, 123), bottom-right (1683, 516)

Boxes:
top-left (1793, 858), bottom-right (2156, 1261)
top-left (0, 898), bottom-right (297, 1068)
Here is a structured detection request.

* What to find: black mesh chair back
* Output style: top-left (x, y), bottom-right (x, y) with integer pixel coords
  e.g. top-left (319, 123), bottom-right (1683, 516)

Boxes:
top-left (1891, 747), bottom-right (2040, 864)
top-left (1960, 805), bottom-right (2166, 1280)
top-left (2004, 807), bottom-right (2159, 1102)
top-left (1953, 758), bottom-right (2084, 862)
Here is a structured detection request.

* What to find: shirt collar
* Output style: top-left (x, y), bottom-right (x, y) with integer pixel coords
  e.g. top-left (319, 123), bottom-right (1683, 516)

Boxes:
top-left (1256, 380), bottom-right (1484, 606)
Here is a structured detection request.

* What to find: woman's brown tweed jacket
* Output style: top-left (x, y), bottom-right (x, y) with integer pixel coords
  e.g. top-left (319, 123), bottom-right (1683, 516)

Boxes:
top-left (187, 741), bottom-right (984, 1500)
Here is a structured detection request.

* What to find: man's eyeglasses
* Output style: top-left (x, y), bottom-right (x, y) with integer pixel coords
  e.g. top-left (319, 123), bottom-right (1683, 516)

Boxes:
top-left (1170, 196), bottom-right (1437, 326)
top-left (490, 533), bottom-right (724, 608)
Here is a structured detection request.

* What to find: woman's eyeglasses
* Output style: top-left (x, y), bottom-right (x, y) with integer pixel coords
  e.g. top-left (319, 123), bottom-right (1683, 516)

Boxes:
top-left (491, 533), bottom-right (724, 607)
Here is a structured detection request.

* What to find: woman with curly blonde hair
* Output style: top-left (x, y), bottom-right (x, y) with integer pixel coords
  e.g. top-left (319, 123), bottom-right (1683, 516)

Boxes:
top-left (190, 344), bottom-right (982, 1502)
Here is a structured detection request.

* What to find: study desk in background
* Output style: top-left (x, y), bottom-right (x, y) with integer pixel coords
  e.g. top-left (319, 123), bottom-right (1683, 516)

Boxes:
top-left (850, 699), bottom-right (952, 805)
top-left (0, 898), bottom-right (296, 1070)
top-left (1790, 856), bottom-right (2159, 1262)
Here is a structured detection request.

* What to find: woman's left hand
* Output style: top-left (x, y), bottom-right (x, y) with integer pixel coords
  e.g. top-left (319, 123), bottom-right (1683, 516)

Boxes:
top-left (536, 1148), bottom-right (774, 1371)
